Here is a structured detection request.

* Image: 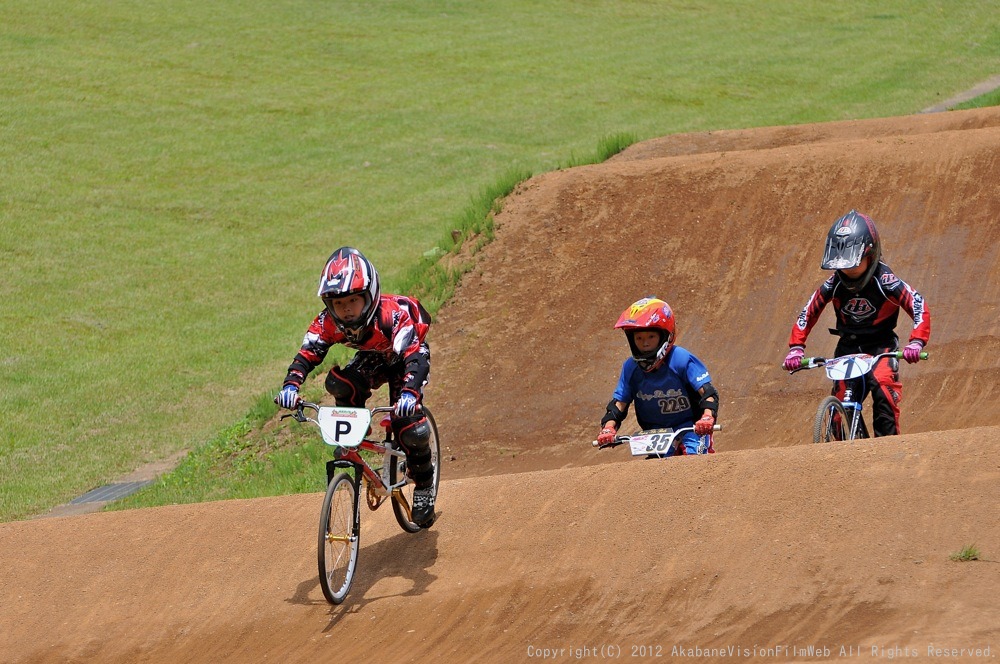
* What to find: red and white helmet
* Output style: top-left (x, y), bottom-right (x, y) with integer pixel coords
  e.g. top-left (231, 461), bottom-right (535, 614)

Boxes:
top-left (317, 247), bottom-right (380, 341)
top-left (615, 297), bottom-right (676, 372)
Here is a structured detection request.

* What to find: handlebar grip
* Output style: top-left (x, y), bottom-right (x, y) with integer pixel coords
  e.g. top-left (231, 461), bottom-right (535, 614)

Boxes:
top-left (713, 424), bottom-right (722, 431)
top-left (892, 350), bottom-right (930, 360)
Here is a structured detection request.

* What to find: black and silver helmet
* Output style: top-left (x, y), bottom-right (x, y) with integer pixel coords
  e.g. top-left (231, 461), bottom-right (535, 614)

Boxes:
top-left (821, 210), bottom-right (881, 293)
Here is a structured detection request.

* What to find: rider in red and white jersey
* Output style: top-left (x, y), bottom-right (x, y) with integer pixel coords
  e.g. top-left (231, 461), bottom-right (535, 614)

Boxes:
top-left (275, 247), bottom-right (436, 525)
top-left (783, 210), bottom-right (931, 436)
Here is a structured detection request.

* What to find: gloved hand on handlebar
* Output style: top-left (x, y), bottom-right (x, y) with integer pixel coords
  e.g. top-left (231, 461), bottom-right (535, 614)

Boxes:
top-left (394, 388), bottom-right (421, 418)
top-left (783, 346), bottom-right (805, 372)
top-left (902, 341), bottom-right (924, 364)
top-left (694, 414), bottom-right (715, 436)
top-left (597, 423), bottom-right (617, 446)
top-left (275, 384), bottom-right (301, 409)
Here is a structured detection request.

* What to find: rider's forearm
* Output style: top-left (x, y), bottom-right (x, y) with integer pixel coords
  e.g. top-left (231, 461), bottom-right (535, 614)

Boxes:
top-left (697, 383), bottom-right (719, 418)
top-left (402, 350), bottom-right (430, 392)
top-left (284, 353), bottom-right (317, 387)
top-left (601, 400), bottom-right (629, 428)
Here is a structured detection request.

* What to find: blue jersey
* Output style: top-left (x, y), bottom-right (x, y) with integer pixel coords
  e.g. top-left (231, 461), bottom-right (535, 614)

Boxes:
top-left (613, 346), bottom-right (712, 430)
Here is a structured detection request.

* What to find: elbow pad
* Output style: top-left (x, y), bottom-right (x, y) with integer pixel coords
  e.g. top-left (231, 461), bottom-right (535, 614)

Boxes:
top-left (284, 354), bottom-right (315, 388)
top-left (402, 349), bottom-right (431, 392)
top-left (601, 399), bottom-right (629, 427)
top-left (698, 383), bottom-right (720, 418)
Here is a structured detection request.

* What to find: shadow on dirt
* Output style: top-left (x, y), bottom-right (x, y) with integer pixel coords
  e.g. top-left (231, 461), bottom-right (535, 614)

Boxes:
top-left (285, 521), bottom-right (441, 630)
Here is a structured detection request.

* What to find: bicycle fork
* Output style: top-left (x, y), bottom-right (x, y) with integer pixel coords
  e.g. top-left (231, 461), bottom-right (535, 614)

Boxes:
top-left (326, 459), bottom-right (362, 540)
top-left (840, 386), bottom-right (863, 440)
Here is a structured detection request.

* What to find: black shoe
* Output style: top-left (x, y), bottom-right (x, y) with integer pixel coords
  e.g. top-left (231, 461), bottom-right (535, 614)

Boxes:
top-left (411, 486), bottom-right (436, 527)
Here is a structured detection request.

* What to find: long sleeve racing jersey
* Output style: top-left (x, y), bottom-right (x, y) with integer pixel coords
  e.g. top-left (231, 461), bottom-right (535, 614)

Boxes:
top-left (283, 294), bottom-right (431, 391)
top-left (788, 261), bottom-right (930, 349)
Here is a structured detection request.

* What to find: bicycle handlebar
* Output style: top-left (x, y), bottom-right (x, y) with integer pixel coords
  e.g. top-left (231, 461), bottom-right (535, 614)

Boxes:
top-left (592, 423), bottom-right (722, 448)
top-left (279, 401), bottom-right (411, 423)
top-left (791, 349), bottom-right (928, 373)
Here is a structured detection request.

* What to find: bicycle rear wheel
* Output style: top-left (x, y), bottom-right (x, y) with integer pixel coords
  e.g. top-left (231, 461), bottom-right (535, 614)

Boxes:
top-left (390, 407), bottom-right (442, 533)
top-left (813, 396), bottom-right (848, 443)
top-left (318, 472), bottom-right (360, 604)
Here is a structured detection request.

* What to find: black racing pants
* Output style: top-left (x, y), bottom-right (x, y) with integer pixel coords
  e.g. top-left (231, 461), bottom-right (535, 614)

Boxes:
top-left (325, 349), bottom-right (434, 486)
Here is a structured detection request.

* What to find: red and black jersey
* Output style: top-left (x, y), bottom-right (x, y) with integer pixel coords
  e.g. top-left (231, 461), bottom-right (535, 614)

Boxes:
top-left (789, 262), bottom-right (930, 349)
top-left (284, 294), bottom-right (431, 391)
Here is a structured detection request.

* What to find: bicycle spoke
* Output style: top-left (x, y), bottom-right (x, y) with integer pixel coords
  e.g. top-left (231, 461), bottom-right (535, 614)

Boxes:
top-left (318, 474), bottom-right (359, 604)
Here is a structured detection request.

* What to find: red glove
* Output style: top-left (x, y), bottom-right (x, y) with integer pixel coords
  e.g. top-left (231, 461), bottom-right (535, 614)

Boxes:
top-left (597, 424), bottom-right (617, 446)
top-left (783, 346), bottom-right (805, 371)
top-left (902, 341), bottom-right (923, 364)
top-left (694, 414), bottom-right (715, 436)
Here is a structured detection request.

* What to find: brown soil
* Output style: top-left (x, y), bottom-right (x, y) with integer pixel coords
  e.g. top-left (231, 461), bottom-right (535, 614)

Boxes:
top-left (4, 108), bottom-right (1000, 663)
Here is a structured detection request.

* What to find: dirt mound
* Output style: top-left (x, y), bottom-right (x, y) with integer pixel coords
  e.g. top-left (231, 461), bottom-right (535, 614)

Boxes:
top-left (426, 106), bottom-right (1000, 478)
top-left (3, 434), bottom-right (999, 663)
top-left (3, 108), bottom-right (1000, 663)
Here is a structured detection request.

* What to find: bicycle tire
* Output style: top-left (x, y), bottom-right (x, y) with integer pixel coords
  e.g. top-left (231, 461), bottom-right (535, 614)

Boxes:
top-left (813, 396), bottom-right (849, 444)
top-left (390, 406), bottom-right (442, 533)
top-left (318, 472), bottom-right (360, 604)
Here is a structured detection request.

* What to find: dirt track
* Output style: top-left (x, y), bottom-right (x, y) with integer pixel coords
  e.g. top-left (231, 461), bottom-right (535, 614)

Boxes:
top-left (3, 108), bottom-right (1000, 663)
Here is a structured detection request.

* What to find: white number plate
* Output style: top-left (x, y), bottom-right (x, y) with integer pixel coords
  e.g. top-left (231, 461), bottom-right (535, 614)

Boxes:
top-left (317, 407), bottom-right (372, 448)
top-left (627, 429), bottom-right (676, 456)
top-left (824, 353), bottom-right (877, 381)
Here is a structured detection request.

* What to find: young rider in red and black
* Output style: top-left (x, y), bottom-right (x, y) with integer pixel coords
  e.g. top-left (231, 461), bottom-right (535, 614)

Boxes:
top-left (782, 210), bottom-right (931, 436)
top-left (275, 247), bottom-right (436, 525)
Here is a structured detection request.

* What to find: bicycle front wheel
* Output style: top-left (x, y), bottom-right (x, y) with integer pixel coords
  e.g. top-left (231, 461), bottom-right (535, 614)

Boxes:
top-left (813, 396), bottom-right (848, 444)
top-left (318, 472), bottom-right (360, 604)
top-left (390, 407), bottom-right (442, 533)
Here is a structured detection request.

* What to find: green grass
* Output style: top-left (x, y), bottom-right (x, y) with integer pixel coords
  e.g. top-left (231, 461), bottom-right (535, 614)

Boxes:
top-left (112, 143), bottom-right (615, 510)
top-left (3, 1), bottom-right (1000, 520)
top-left (952, 87), bottom-right (1000, 110)
top-left (949, 544), bottom-right (981, 562)
top-left (114, 393), bottom-right (329, 507)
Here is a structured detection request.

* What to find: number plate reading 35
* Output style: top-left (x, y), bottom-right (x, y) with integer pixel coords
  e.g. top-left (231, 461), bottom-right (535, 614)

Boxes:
top-left (628, 430), bottom-right (675, 456)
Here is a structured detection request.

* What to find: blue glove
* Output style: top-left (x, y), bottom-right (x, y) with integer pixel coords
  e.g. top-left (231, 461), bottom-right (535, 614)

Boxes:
top-left (275, 384), bottom-right (301, 409)
top-left (394, 389), bottom-right (420, 417)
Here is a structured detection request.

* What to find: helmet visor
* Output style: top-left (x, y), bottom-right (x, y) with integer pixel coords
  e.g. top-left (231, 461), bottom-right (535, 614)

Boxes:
top-left (821, 236), bottom-right (866, 270)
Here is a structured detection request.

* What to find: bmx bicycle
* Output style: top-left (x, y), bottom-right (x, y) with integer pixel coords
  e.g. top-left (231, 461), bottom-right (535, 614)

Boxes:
top-left (789, 350), bottom-right (928, 443)
top-left (592, 423), bottom-right (722, 457)
top-left (281, 400), bottom-right (441, 604)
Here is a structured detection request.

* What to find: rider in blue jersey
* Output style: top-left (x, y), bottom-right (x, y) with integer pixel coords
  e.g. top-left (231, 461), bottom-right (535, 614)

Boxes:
top-left (597, 297), bottom-right (719, 456)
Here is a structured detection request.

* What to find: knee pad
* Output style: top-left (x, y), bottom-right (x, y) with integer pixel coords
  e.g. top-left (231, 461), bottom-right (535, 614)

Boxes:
top-left (397, 417), bottom-right (433, 486)
top-left (325, 366), bottom-right (371, 407)
top-left (397, 417), bottom-right (431, 453)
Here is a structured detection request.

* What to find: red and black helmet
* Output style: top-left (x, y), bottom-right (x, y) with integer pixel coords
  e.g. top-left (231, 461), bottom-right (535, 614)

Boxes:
top-left (615, 297), bottom-right (676, 372)
top-left (317, 247), bottom-right (380, 341)
top-left (821, 210), bottom-right (881, 293)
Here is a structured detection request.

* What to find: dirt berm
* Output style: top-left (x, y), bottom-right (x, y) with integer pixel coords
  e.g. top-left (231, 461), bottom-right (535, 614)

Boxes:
top-left (3, 108), bottom-right (999, 663)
